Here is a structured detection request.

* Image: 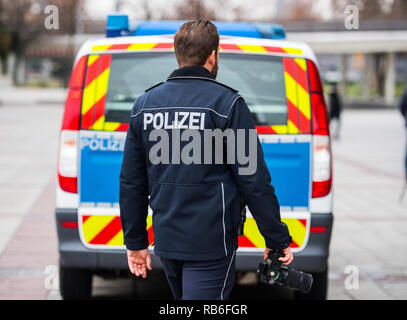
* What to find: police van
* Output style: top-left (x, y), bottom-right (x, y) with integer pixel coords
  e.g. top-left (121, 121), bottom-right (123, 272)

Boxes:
top-left (56, 16), bottom-right (333, 300)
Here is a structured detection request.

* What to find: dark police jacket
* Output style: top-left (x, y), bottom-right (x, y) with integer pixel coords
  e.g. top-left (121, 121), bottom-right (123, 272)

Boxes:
top-left (119, 66), bottom-right (291, 261)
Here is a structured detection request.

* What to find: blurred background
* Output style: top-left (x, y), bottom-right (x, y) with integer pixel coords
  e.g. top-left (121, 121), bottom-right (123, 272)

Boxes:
top-left (2, 0), bottom-right (407, 106)
top-left (0, 0), bottom-right (406, 300)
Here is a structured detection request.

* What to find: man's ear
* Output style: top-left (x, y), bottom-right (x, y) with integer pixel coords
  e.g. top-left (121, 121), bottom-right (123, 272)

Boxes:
top-left (207, 50), bottom-right (216, 66)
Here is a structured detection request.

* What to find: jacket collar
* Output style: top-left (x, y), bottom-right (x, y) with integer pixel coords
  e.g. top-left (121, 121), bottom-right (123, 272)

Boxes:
top-left (168, 66), bottom-right (215, 81)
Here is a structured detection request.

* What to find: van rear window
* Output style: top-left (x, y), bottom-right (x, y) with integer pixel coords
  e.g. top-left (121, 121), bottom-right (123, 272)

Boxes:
top-left (81, 52), bottom-right (291, 128)
top-left (105, 53), bottom-right (177, 123)
top-left (217, 54), bottom-right (287, 126)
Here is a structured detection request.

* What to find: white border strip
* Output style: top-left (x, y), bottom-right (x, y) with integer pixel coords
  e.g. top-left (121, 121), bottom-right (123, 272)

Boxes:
top-left (258, 134), bottom-right (312, 144)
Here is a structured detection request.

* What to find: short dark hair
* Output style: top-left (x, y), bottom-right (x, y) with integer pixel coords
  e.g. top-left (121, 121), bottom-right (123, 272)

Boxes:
top-left (174, 20), bottom-right (219, 66)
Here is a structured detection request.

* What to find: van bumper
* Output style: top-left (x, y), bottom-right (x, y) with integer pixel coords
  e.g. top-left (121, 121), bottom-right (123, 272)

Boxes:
top-left (236, 213), bottom-right (333, 273)
top-left (56, 209), bottom-right (333, 273)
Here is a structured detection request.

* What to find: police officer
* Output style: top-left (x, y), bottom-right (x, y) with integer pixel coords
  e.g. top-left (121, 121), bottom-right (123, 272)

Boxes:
top-left (400, 87), bottom-right (407, 181)
top-left (119, 20), bottom-right (293, 300)
top-left (328, 83), bottom-right (342, 140)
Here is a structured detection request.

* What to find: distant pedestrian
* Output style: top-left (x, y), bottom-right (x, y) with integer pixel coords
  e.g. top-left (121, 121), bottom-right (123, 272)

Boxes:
top-left (399, 87), bottom-right (407, 181)
top-left (328, 83), bottom-right (342, 140)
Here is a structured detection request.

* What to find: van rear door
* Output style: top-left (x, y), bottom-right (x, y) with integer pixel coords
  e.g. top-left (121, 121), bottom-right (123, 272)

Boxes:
top-left (218, 54), bottom-right (312, 252)
top-left (77, 49), bottom-right (313, 252)
top-left (78, 52), bottom-right (176, 249)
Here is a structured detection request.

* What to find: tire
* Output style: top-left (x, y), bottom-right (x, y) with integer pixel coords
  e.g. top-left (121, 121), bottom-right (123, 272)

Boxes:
top-left (294, 268), bottom-right (328, 300)
top-left (59, 264), bottom-right (92, 300)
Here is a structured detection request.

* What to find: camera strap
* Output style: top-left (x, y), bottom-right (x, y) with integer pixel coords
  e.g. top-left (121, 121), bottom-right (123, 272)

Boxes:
top-left (237, 196), bottom-right (246, 236)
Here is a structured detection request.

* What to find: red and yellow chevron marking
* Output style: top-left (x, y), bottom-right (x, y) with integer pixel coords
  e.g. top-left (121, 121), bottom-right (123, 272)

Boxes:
top-left (219, 43), bottom-right (303, 55)
top-left (256, 57), bottom-right (311, 135)
top-left (81, 214), bottom-right (153, 247)
top-left (80, 214), bottom-right (307, 250)
top-left (80, 55), bottom-right (130, 132)
top-left (237, 217), bottom-right (308, 250)
top-left (91, 42), bottom-right (302, 56)
top-left (103, 122), bottom-right (129, 132)
top-left (92, 42), bottom-right (174, 52)
top-left (81, 54), bottom-right (112, 130)
top-left (86, 43), bottom-right (303, 133)
top-left (144, 217), bottom-right (308, 250)
top-left (287, 58), bottom-right (311, 134)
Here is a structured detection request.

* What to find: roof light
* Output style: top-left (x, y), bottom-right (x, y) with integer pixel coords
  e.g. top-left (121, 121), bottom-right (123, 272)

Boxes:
top-left (214, 21), bottom-right (262, 38)
top-left (130, 20), bottom-right (285, 39)
top-left (134, 20), bottom-right (184, 36)
top-left (106, 14), bottom-right (130, 37)
top-left (105, 16), bottom-right (287, 40)
top-left (253, 23), bottom-right (286, 40)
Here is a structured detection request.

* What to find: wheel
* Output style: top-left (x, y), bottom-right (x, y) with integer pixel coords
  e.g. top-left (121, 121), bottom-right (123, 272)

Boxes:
top-left (294, 268), bottom-right (328, 300)
top-left (59, 264), bottom-right (92, 300)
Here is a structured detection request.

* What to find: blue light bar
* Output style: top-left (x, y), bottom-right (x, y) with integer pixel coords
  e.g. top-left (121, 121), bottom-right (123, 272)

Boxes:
top-left (253, 23), bottom-right (286, 40)
top-left (106, 14), bottom-right (130, 37)
top-left (105, 15), bottom-right (286, 40)
top-left (214, 21), bottom-right (263, 38)
top-left (134, 21), bottom-right (264, 38)
top-left (134, 20), bottom-right (184, 36)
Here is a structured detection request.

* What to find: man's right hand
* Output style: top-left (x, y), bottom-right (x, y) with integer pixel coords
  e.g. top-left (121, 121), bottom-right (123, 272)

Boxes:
top-left (127, 248), bottom-right (152, 278)
top-left (264, 247), bottom-right (294, 266)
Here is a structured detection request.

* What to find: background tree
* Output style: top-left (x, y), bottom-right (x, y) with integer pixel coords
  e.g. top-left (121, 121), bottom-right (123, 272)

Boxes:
top-left (0, 0), bottom-right (81, 84)
top-left (387, 0), bottom-right (407, 19)
top-left (0, 0), bottom-right (12, 75)
top-left (0, 0), bottom-right (45, 84)
top-left (286, 0), bottom-right (322, 21)
top-left (171, 0), bottom-right (216, 20)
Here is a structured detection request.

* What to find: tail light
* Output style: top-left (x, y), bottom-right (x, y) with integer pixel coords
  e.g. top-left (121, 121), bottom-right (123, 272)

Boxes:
top-left (58, 56), bottom-right (87, 193)
top-left (61, 221), bottom-right (79, 229)
top-left (312, 135), bottom-right (332, 197)
top-left (308, 60), bottom-right (332, 198)
top-left (58, 130), bottom-right (78, 193)
top-left (310, 226), bottom-right (328, 234)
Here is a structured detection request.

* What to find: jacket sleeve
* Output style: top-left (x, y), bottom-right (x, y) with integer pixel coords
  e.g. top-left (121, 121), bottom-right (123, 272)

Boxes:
top-left (226, 96), bottom-right (292, 250)
top-left (119, 110), bottom-right (149, 250)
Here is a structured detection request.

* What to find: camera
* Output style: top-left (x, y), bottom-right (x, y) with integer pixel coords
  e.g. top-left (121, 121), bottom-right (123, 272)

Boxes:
top-left (257, 250), bottom-right (313, 294)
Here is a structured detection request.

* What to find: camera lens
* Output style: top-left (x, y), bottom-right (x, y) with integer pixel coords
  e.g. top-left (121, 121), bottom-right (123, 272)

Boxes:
top-left (281, 267), bottom-right (313, 294)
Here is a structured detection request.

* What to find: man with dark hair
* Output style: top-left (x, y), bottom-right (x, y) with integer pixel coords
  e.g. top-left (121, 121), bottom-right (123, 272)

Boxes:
top-left (174, 20), bottom-right (220, 73)
top-left (328, 83), bottom-right (342, 140)
top-left (119, 20), bottom-right (293, 300)
top-left (400, 87), bottom-right (407, 180)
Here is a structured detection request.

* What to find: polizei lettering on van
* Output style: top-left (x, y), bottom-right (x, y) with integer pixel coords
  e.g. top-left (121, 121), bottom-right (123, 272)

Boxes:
top-left (80, 136), bottom-right (125, 151)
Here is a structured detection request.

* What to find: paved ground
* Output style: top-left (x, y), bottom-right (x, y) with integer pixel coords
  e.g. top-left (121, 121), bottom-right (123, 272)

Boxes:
top-left (0, 86), bottom-right (406, 300)
top-left (0, 85), bottom-right (64, 299)
top-left (329, 111), bottom-right (407, 299)
top-left (327, 110), bottom-right (407, 300)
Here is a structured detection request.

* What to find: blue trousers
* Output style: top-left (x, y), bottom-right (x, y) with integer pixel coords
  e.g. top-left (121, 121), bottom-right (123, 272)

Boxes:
top-left (160, 250), bottom-right (236, 300)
